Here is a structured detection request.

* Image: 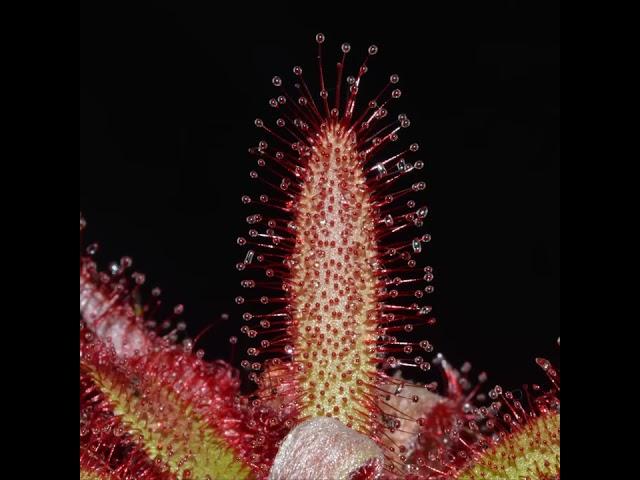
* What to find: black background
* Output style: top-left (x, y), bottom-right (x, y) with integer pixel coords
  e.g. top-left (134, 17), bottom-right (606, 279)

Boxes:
top-left (80, 2), bottom-right (560, 391)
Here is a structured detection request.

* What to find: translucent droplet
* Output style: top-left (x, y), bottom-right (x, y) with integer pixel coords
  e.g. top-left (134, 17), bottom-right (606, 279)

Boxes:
top-left (86, 243), bottom-right (98, 255)
top-left (341, 42), bottom-right (351, 53)
top-left (374, 163), bottom-right (387, 178)
top-left (254, 118), bottom-right (264, 128)
top-left (392, 89), bottom-right (402, 99)
top-left (118, 257), bottom-right (133, 270)
top-left (390, 74), bottom-right (399, 84)
top-left (246, 214), bottom-right (262, 224)
top-left (244, 250), bottom-right (255, 264)
top-left (368, 45), bottom-right (379, 55)
top-left (107, 262), bottom-right (120, 276)
top-left (293, 66), bottom-right (302, 76)
top-left (316, 33), bottom-right (325, 44)
top-left (412, 239), bottom-right (422, 253)
top-left (419, 362), bottom-right (431, 371)
top-left (535, 358), bottom-right (551, 371)
top-left (272, 76), bottom-right (282, 87)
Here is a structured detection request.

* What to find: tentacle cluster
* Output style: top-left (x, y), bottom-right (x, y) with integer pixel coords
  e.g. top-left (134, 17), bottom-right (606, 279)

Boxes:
top-left (234, 33), bottom-right (438, 476)
top-left (80, 217), bottom-right (292, 479)
top-left (408, 357), bottom-right (560, 480)
top-left (450, 360), bottom-right (560, 480)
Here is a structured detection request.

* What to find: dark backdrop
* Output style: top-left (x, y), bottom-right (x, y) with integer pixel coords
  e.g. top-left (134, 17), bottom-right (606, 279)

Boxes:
top-left (80, 2), bottom-right (560, 391)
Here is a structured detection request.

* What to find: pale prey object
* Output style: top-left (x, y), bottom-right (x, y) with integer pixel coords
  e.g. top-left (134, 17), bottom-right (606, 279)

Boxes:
top-left (269, 417), bottom-right (384, 480)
